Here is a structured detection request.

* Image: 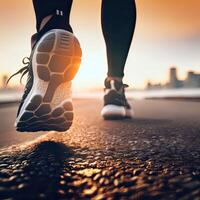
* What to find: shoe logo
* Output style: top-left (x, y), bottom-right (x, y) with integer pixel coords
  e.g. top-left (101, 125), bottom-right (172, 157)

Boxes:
top-left (56, 10), bottom-right (64, 16)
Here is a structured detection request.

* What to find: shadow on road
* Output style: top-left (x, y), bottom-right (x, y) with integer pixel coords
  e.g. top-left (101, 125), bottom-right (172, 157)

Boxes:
top-left (0, 141), bottom-right (75, 199)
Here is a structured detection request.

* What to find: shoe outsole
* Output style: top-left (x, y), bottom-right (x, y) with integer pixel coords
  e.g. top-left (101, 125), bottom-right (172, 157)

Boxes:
top-left (101, 105), bottom-right (134, 120)
top-left (16, 29), bottom-right (82, 132)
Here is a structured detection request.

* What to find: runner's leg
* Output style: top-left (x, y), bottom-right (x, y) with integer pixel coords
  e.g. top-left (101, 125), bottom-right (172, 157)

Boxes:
top-left (32, 0), bottom-right (73, 41)
top-left (101, 0), bottom-right (136, 78)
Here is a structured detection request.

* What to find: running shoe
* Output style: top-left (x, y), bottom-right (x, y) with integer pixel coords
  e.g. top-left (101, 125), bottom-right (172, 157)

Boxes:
top-left (101, 78), bottom-right (134, 119)
top-left (9, 29), bottom-right (82, 132)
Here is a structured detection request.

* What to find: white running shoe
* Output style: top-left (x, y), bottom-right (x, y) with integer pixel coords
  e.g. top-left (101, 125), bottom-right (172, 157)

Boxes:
top-left (101, 79), bottom-right (134, 119)
top-left (10, 29), bottom-right (82, 132)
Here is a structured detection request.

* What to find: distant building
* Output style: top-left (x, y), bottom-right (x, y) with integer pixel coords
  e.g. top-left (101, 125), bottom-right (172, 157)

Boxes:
top-left (168, 67), bottom-right (185, 88)
top-left (146, 67), bottom-right (200, 90)
top-left (184, 71), bottom-right (200, 88)
top-left (169, 67), bottom-right (178, 88)
top-left (146, 81), bottom-right (162, 90)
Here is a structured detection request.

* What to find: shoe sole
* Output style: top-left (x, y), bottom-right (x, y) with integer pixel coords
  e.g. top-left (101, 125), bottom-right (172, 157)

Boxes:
top-left (101, 105), bottom-right (134, 120)
top-left (16, 29), bottom-right (82, 132)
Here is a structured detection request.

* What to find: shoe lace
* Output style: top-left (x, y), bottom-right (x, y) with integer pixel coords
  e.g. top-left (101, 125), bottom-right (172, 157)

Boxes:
top-left (123, 84), bottom-right (129, 89)
top-left (7, 57), bottom-right (30, 84)
top-left (119, 84), bottom-right (129, 96)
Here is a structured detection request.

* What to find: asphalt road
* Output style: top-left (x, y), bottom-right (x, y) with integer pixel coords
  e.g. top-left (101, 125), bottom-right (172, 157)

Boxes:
top-left (0, 99), bottom-right (200, 199)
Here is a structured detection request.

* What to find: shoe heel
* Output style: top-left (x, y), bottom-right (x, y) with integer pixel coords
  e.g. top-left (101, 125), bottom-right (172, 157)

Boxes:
top-left (35, 30), bottom-right (82, 103)
top-left (16, 30), bottom-right (81, 132)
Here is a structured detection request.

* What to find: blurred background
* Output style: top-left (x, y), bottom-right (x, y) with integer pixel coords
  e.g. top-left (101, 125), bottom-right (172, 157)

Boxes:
top-left (0, 0), bottom-right (200, 102)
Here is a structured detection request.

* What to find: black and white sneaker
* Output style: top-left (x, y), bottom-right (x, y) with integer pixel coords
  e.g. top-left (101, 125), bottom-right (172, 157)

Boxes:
top-left (9, 29), bottom-right (82, 132)
top-left (101, 78), bottom-right (134, 119)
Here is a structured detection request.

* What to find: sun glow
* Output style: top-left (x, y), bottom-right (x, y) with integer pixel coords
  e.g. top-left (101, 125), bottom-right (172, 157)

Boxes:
top-left (1, 0), bottom-right (200, 90)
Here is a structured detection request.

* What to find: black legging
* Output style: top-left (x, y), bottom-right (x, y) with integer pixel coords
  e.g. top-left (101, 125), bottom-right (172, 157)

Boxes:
top-left (33, 0), bottom-right (136, 78)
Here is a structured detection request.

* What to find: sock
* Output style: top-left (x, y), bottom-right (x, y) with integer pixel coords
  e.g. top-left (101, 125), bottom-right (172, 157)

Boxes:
top-left (106, 77), bottom-right (123, 83)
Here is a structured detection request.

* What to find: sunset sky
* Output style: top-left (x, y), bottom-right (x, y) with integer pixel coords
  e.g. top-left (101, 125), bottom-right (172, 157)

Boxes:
top-left (1, 0), bottom-right (200, 90)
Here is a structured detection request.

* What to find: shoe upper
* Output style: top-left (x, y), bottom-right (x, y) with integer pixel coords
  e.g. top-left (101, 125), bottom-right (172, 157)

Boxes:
top-left (7, 48), bottom-right (35, 118)
top-left (17, 33), bottom-right (43, 117)
top-left (16, 57), bottom-right (34, 117)
top-left (103, 78), bottom-right (131, 109)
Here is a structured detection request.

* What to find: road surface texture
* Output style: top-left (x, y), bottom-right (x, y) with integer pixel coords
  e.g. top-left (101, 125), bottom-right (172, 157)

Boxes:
top-left (0, 99), bottom-right (200, 200)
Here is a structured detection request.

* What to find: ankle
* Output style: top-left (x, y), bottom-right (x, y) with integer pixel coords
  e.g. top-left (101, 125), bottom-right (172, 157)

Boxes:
top-left (105, 77), bottom-right (125, 91)
top-left (106, 76), bottom-right (123, 83)
top-left (36, 14), bottom-right (73, 42)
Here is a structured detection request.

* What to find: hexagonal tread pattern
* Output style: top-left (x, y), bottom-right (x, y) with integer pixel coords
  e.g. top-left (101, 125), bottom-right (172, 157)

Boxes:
top-left (36, 30), bottom-right (81, 104)
top-left (17, 95), bottom-right (73, 132)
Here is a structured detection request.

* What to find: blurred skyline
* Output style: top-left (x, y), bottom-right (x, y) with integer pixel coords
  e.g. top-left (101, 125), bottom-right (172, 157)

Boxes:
top-left (1, 0), bottom-right (200, 90)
